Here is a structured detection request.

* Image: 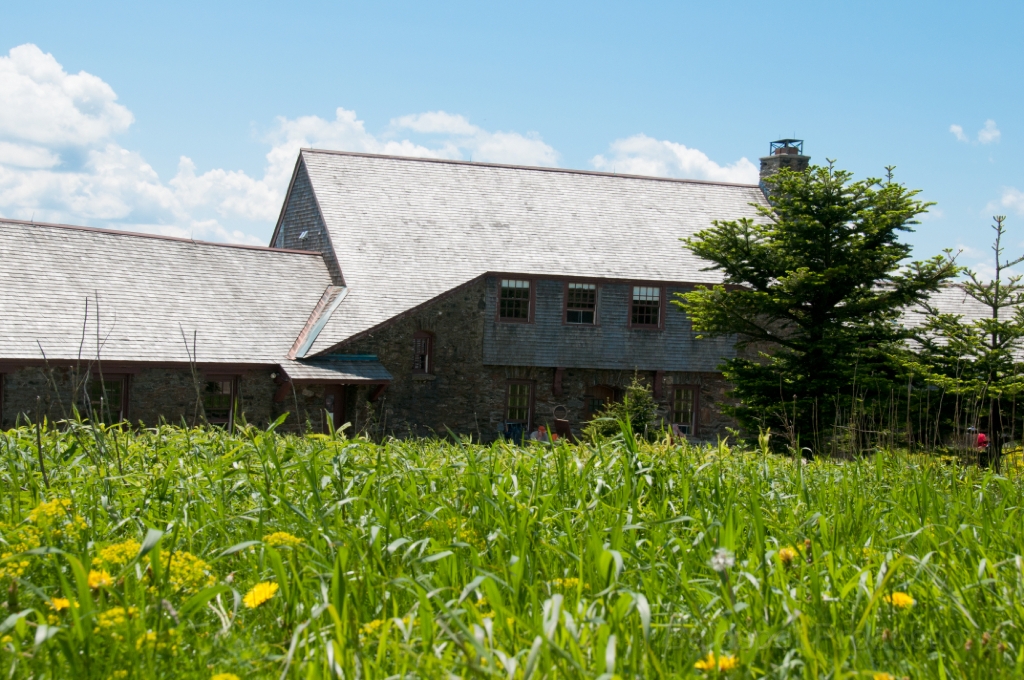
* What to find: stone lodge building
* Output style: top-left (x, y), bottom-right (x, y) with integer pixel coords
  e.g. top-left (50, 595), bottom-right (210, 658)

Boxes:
top-left (0, 143), bottom-right (814, 439)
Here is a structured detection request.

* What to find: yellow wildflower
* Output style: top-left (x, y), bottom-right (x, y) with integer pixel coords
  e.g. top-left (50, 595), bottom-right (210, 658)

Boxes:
top-left (49, 598), bottom-right (71, 611)
top-left (88, 569), bottom-right (114, 589)
top-left (548, 577), bottom-right (588, 590)
top-left (883, 592), bottom-right (914, 608)
top-left (165, 551), bottom-right (216, 593)
top-left (778, 546), bottom-right (797, 567)
top-left (211, 675), bottom-right (241, 680)
top-left (0, 524), bottom-right (40, 580)
top-left (264, 532), bottom-right (303, 548)
top-left (873, 674), bottom-right (895, 680)
top-left (93, 606), bottom-right (138, 633)
top-left (694, 652), bottom-right (738, 672)
top-left (97, 540), bottom-right (141, 566)
top-left (242, 581), bottom-right (279, 608)
top-left (27, 499), bottom-right (88, 539)
top-left (360, 618), bottom-right (386, 636)
top-left (136, 628), bottom-right (178, 654)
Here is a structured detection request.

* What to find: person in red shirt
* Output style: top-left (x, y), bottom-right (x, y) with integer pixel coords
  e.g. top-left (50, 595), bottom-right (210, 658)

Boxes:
top-left (976, 431), bottom-right (989, 450)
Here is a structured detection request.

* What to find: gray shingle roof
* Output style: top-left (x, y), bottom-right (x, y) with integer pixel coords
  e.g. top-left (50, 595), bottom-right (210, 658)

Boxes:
top-left (279, 358), bottom-right (392, 383)
top-left (0, 220), bottom-right (333, 364)
top-left (295, 150), bottom-right (767, 354)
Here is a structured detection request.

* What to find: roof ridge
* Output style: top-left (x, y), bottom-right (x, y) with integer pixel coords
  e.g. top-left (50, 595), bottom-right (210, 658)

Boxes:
top-left (300, 148), bottom-right (761, 189)
top-left (0, 218), bottom-right (322, 256)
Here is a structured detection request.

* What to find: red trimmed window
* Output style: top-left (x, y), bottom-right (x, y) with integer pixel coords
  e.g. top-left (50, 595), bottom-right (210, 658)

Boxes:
top-left (566, 283), bottom-right (597, 324)
top-left (672, 386), bottom-right (696, 434)
top-left (631, 286), bottom-right (661, 327)
top-left (412, 331), bottom-right (433, 374)
top-left (499, 279), bottom-right (531, 320)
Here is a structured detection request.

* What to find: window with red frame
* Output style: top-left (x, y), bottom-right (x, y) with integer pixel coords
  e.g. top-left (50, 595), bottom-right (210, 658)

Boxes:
top-left (566, 283), bottom-right (597, 324)
top-left (631, 286), bottom-right (661, 327)
top-left (499, 279), bottom-right (531, 320)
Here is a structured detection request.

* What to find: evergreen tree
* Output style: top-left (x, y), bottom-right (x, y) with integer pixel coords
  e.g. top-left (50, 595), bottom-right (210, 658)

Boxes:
top-left (584, 375), bottom-right (660, 440)
top-left (675, 163), bottom-right (957, 450)
top-left (907, 216), bottom-right (1024, 468)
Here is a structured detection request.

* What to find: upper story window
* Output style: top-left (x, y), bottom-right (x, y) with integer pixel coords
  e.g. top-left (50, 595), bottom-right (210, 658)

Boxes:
top-left (203, 377), bottom-right (237, 429)
top-left (499, 279), bottom-right (532, 321)
top-left (412, 331), bottom-right (433, 374)
top-left (630, 286), bottom-right (662, 328)
top-left (565, 283), bottom-right (597, 324)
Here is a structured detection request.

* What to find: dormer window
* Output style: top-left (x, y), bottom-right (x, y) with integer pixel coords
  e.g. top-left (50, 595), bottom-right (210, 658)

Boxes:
top-left (499, 279), bottom-right (532, 321)
top-left (565, 283), bottom-right (597, 324)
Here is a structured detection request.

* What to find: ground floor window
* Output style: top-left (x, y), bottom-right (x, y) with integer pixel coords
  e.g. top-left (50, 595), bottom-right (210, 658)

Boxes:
top-left (672, 386), bottom-right (696, 434)
top-left (506, 382), bottom-right (532, 424)
top-left (584, 384), bottom-right (616, 420)
top-left (87, 375), bottom-right (128, 423)
top-left (203, 377), bottom-right (237, 429)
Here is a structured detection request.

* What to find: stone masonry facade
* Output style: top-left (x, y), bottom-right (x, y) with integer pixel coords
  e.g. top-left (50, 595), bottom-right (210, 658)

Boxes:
top-left (332, 278), bottom-right (736, 441)
top-left (0, 366), bottom-right (361, 434)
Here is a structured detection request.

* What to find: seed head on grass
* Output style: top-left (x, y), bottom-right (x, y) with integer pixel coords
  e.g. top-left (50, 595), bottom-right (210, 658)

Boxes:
top-left (709, 548), bottom-right (735, 573)
top-left (243, 581), bottom-right (278, 608)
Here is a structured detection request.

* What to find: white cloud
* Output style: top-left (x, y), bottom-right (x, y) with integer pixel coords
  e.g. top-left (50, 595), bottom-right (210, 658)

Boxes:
top-left (950, 120), bottom-right (1000, 145)
top-left (390, 110), bottom-right (558, 166)
top-left (996, 187), bottom-right (1024, 215)
top-left (978, 119), bottom-right (1001, 144)
top-left (0, 46), bottom-right (560, 244)
top-left (591, 134), bottom-right (759, 184)
top-left (0, 44), bottom-right (133, 147)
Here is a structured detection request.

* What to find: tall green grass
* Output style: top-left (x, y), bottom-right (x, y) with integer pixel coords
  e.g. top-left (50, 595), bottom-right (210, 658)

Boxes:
top-left (1, 420), bottom-right (1022, 678)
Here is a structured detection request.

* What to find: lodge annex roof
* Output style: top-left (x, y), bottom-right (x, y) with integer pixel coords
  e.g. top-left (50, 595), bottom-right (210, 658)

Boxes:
top-left (272, 149), bottom-right (769, 355)
top-left (0, 219), bottom-right (334, 365)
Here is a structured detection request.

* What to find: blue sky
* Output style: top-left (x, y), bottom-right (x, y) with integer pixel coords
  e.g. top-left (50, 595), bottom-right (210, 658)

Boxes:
top-left (1, 1), bottom-right (1021, 273)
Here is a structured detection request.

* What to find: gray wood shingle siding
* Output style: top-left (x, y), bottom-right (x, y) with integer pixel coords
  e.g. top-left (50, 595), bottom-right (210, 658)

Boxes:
top-left (482, 277), bottom-right (735, 371)
top-left (273, 158), bottom-right (344, 285)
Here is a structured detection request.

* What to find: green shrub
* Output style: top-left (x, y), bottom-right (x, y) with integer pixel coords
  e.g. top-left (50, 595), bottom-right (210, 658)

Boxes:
top-left (584, 374), bottom-right (660, 440)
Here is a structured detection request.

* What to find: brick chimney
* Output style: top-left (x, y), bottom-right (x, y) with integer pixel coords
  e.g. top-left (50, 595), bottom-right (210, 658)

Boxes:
top-left (759, 139), bottom-right (810, 181)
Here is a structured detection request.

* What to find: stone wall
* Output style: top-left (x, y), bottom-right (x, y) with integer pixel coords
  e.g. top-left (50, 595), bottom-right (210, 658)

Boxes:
top-left (0, 366), bottom-right (287, 430)
top-left (334, 279), bottom-right (737, 441)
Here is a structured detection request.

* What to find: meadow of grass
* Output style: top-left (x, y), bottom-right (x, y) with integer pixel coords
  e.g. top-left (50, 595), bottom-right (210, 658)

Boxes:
top-left (1, 419), bottom-right (1023, 679)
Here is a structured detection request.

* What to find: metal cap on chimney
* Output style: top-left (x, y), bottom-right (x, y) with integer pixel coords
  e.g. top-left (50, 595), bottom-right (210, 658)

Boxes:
top-left (759, 139), bottom-right (810, 181)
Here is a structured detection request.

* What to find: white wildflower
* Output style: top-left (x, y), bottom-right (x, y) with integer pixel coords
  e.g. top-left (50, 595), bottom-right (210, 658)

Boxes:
top-left (709, 548), bottom-right (735, 573)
